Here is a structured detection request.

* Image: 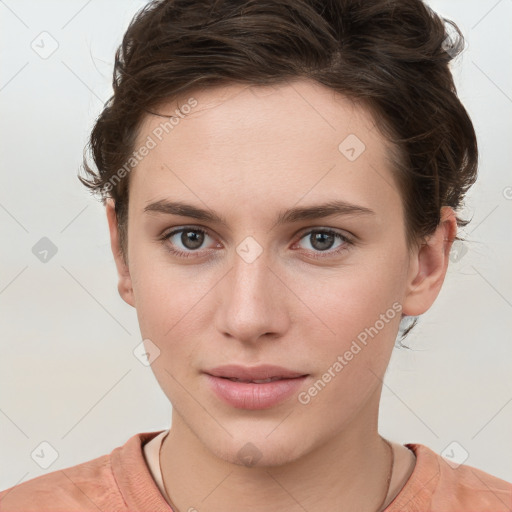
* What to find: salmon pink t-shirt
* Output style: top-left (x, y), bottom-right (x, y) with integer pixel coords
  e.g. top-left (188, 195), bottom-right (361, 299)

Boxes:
top-left (1, 430), bottom-right (510, 511)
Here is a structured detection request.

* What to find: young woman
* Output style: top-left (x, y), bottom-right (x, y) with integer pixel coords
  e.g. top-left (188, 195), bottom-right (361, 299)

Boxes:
top-left (1, 0), bottom-right (511, 510)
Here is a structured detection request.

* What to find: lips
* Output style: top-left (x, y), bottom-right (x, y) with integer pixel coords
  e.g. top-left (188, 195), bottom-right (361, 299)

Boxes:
top-left (204, 364), bottom-right (308, 382)
top-left (203, 365), bottom-right (310, 409)
top-left (223, 376), bottom-right (285, 384)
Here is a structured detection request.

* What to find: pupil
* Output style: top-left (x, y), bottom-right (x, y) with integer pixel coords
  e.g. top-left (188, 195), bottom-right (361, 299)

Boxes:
top-left (312, 232), bottom-right (334, 251)
top-left (182, 230), bottom-right (203, 249)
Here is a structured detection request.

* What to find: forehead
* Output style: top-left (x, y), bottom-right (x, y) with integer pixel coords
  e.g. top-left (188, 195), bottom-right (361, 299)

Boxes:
top-left (137, 79), bottom-right (380, 154)
top-left (129, 79), bottom-right (401, 221)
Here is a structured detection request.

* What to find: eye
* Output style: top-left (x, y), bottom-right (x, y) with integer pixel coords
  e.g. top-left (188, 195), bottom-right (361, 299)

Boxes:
top-left (160, 226), bottom-right (220, 258)
top-left (160, 226), bottom-right (354, 260)
top-left (294, 228), bottom-right (353, 258)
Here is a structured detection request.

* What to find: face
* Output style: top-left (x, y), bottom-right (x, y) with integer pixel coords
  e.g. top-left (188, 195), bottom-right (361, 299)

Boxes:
top-left (107, 79), bottom-right (453, 467)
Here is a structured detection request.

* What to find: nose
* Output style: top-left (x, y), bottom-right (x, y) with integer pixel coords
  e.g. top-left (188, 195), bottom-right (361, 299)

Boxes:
top-left (214, 243), bottom-right (290, 345)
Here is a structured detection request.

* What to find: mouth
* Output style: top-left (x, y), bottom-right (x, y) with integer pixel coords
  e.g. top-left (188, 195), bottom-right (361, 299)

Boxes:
top-left (221, 377), bottom-right (292, 384)
top-left (218, 376), bottom-right (299, 384)
top-left (204, 363), bottom-right (308, 381)
top-left (203, 364), bottom-right (309, 410)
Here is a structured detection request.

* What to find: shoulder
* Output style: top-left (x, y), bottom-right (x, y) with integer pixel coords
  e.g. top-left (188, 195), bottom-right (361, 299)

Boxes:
top-left (387, 443), bottom-right (512, 512)
top-left (0, 430), bottom-right (167, 512)
top-left (431, 448), bottom-right (512, 512)
top-left (0, 452), bottom-right (124, 512)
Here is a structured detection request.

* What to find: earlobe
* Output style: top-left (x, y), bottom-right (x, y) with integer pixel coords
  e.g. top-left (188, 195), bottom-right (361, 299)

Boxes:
top-left (401, 206), bottom-right (457, 317)
top-left (105, 199), bottom-right (135, 308)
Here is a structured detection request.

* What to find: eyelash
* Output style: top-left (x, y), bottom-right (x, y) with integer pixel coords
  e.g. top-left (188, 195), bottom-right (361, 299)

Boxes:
top-left (159, 226), bottom-right (354, 260)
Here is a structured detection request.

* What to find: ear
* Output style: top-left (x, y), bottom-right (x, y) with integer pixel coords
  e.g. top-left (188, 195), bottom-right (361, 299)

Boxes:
top-left (105, 199), bottom-right (135, 308)
top-left (401, 206), bottom-right (457, 316)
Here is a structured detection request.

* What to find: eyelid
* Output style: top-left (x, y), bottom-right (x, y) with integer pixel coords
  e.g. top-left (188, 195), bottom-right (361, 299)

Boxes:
top-left (160, 225), bottom-right (219, 246)
top-left (295, 225), bottom-right (354, 240)
top-left (292, 227), bottom-right (354, 253)
top-left (161, 225), bottom-right (353, 243)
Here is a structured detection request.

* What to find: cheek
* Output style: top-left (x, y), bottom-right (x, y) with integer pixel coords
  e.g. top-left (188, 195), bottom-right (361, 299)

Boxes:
top-left (294, 256), bottom-right (404, 328)
top-left (295, 255), bottom-right (406, 361)
top-left (309, 287), bottom-right (400, 372)
top-left (296, 274), bottom-right (403, 415)
top-left (131, 269), bottom-right (203, 394)
top-left (130, 255), bottom-right (217, 354)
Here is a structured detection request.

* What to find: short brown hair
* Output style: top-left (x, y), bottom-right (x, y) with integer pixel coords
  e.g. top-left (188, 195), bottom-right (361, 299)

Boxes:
top-left (79, 0), bottom-right (478, 339)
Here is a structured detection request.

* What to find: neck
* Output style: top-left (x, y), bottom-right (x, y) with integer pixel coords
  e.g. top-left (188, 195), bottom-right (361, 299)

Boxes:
top-left (160, 389), bottom-right (393, 512)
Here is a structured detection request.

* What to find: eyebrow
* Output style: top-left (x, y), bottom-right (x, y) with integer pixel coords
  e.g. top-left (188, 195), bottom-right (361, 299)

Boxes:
top-left (143, 199), bottom-right (375, 227)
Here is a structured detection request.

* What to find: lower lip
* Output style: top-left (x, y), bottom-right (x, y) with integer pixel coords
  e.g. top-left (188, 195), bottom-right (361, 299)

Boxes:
top-left (204, 374), bottom-right (308, 410)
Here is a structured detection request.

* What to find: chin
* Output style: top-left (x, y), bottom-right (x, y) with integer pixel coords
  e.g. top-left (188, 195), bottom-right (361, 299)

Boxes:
top-left (204, 430), bottom-right (308, 469)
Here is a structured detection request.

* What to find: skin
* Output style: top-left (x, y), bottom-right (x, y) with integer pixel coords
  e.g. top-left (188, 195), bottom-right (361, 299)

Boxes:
top-left (106, 79), bottom-right (456, 512)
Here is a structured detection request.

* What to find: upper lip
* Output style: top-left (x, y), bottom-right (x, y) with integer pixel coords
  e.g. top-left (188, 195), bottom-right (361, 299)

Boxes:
top-left (204, 364), bottom-right (308, 380)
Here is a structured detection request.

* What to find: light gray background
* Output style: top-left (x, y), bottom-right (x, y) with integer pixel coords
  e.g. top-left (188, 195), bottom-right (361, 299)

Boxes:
top-left (1, 0), bottom-right (511, 491)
